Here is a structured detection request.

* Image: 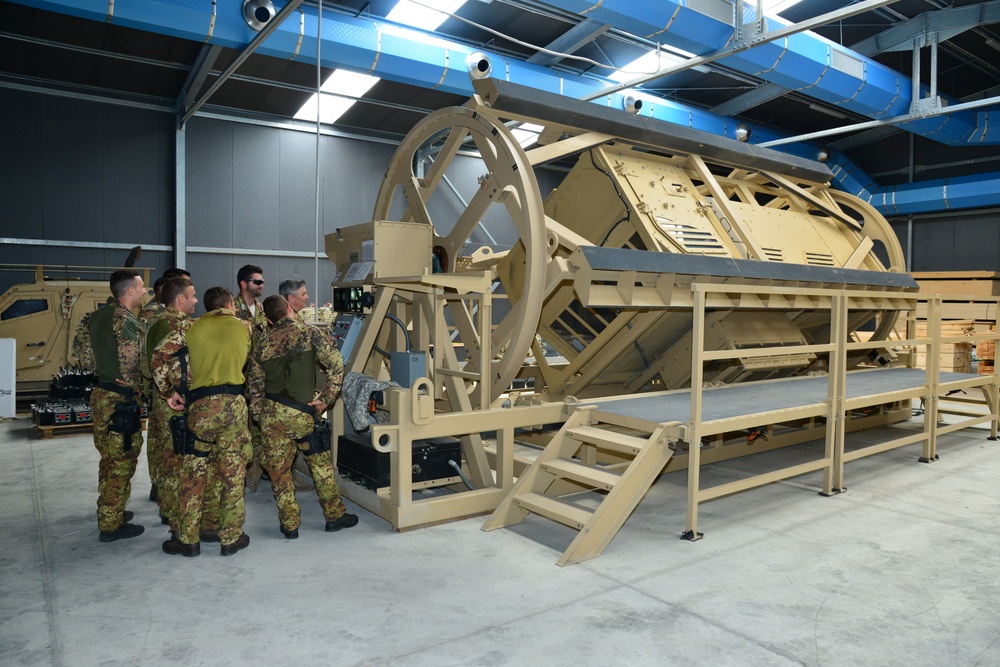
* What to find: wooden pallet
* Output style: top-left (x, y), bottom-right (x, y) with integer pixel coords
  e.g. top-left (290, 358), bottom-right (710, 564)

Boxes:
top-left (35, 419), bottom-right (147, 440)
top-left (35, 422), bottom-right (94, 439)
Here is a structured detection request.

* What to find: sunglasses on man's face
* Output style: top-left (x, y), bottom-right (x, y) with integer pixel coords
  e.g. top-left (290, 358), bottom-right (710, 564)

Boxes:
top-left (250, 279), bottom-right (264, 285)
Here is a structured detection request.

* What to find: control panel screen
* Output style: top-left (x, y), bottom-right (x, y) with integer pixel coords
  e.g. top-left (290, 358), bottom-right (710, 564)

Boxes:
top-left (333, 286), bottom-right (366, 313)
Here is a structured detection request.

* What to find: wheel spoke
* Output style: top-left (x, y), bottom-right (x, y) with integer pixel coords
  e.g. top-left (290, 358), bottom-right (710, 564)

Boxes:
top-left (401, 175), bottom-right (434, 227)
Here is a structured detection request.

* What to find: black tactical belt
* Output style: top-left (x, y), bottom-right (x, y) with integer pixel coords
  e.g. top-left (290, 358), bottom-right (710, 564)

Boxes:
top-left (97, 381), bottom-right (135, 399)
top-left (265, 392), bottom-right (315, 416)
top-left (187, 384), bottom-right (244, 403)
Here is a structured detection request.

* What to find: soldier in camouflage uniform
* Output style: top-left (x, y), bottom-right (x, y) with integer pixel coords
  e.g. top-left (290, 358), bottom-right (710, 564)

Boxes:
top-left (137, 268), bottom-right (191, 502)
top-left (246, 295), bottom-right (358, 539)
top-left (279, 278), bottom-right (310, 322)
top-left (87, 269), bottom-right (147, 542)
top-left (154, 287), bottom-right (253, 557)
top-left (137, 268), bottom-right (190, 328)
top-left (145, 277), bottom-right (198, 535)
top-left (234, 264), bottom-right (268, 336)
top-left (71, 296), bottom-right (115, 372)
top-left (234, 264), bottom-right (268, 491)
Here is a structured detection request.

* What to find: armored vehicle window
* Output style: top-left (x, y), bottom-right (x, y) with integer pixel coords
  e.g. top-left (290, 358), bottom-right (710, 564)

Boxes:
top-left (2, 298), bottom-right (49, 321)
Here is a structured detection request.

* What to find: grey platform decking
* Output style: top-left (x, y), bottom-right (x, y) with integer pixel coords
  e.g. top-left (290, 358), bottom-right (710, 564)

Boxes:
top-left (589, 367), bottom-right (976, 427)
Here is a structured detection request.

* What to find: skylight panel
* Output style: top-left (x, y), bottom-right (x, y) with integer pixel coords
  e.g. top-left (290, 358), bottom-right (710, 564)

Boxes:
top-left (293, 69), bottom-right (380, 125)
top-left (386, 0), bottom-right (468, 32)
top-left (608, 51), bottom-right (688, 84)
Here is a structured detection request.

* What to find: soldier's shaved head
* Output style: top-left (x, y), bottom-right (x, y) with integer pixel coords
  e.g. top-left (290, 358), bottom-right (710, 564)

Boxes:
top-left (263, 295), bottom-right (290, 324)
top-left (203, 286), bottom-right (234, 312)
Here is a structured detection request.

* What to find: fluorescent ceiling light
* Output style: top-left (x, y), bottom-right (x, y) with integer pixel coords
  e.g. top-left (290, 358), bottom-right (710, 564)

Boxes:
top-left (292, 0), bottom-right (469, 125)
top-left (294, 69), bottom-right (380, 124)
top-left (607, 48), bottom-right (711, 84)
top-left (386, 0), bottom-right (468, 32)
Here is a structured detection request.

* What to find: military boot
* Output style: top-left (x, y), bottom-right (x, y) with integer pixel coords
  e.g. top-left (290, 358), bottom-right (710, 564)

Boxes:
top-left (162, 538), bottom-right (200, 557)
top-left (98, 523), bottom-right (145, 542)
top-left (220, 533), bottom-right (250, 556)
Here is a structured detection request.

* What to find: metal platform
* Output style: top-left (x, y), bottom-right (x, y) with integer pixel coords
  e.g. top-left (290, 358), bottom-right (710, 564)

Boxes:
top-left (590, 367), bottom-right (977, 430)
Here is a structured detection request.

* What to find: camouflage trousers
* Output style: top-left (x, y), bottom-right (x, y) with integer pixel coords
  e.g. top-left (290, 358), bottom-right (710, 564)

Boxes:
top-left (91, 387), bottom-right (144, 533)
top-left (259, 401), bottom-right (347, 531)
top-left (246, 416), bottom-right (266, 491)
top-left (147, 391), bottom-right (169, 496)
top-left (154, 392), bottom-right (222, 533)
top-left (177, 394), bottom-right (251, 546)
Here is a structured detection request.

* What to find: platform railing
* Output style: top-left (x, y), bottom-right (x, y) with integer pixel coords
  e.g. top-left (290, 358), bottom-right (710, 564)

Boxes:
top-left (683, 284), bottom-right (1000, 540)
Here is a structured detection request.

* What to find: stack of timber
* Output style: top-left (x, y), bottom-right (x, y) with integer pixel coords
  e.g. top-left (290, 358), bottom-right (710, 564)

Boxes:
top-left (979, 327), bottom-right (996, 375)
top-left (912, 271), bottom-right (1000, 298)
top-left (912, 272), bottom-right (1000, 374)
top-left (912, 321), bottom-right (974, 373)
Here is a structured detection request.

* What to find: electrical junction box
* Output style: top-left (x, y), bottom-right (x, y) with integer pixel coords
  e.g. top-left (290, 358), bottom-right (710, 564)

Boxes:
top-left (390, 351), bottom-right (427, 388)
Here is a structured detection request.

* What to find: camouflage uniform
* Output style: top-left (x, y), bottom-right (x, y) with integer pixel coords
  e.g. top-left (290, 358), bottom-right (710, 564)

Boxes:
top-left (234, 294), bottom-right (268, 489)
top-left (87, 300), bottom-right (145, 533)
top-left (246, 316), bottom-right (348, 531)
top-left (234, 294), bottom-right (268, 340)
top-left (71, 297), bottom-right (115, 371)
top-left (153, 308), bottom-right (252, 547)
top-left (146, 309), bottom-right (193, 532)
top-left (137, 298), bottom-right (165, 328)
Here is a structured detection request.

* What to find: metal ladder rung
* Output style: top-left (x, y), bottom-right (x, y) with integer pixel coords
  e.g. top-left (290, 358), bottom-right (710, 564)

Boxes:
top-left (513, 492), bottom-right (594, 531)
top-left (566, 425), bottom-right (648, 455)
top-left (541, 459), bottom-right (621, 491)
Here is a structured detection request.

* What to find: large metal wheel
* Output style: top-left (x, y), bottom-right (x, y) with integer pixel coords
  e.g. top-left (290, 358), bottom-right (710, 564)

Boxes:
top-left (371, 106), bottom-right (547, 407)
top-left (826, 189), bottom-right (909, 343)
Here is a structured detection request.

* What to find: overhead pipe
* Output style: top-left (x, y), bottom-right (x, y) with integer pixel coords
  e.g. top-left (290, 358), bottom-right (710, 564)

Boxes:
top-left (8, 0), bottom-right (1000, 214)
top-left (539, 0), bottom-right (999, 146)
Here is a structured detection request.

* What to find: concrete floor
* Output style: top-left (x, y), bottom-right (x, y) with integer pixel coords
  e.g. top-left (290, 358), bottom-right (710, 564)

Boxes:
top-left (3, 414), bottom-right (1000, 667)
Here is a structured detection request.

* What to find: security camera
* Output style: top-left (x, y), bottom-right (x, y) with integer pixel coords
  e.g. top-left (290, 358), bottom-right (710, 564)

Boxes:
top-left (623, 95), bottom-right (642, 115)
top-left (466, 52), bottom-right (492, 80)
top-left (243, 0), bottom-right (276, 32)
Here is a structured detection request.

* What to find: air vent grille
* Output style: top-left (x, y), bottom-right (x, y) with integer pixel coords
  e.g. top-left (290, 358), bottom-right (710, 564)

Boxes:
top-left (657, 219), bottom-right (728, 255)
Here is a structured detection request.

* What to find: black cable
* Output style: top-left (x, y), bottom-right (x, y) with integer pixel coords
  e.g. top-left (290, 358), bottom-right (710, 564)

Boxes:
top-left (588, 150), bottom-right (632, 247)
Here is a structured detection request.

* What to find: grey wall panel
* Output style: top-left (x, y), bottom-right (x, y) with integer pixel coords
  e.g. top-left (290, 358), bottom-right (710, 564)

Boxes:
top-left (186, 254), bottom-right (237, 316)
top-left (889, 221), bottom-right (909, 271)
top-left (1, 88), bottom-right (172, 251)
top-left (278, 131), bottom-right (319, 251)
top-left (952, 218), bottom-right (1000, 271)
top-left (232, 124), bottom-right (281, 248)
top-left (321, 138), bottom-right (395, 234)
top-left (186, 119), bottom-right (235, 247)
top-left (911, 220), bottom-right (955, 271)
top-left (0, 90), bottom-right (44, 232)
top-left (41, 97), bottom-right (105, 241)
top-left (102, 105), bottom-right (174, 246)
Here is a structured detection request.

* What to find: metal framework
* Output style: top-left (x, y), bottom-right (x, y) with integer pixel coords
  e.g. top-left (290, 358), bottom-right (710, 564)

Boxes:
top-left (321, 78), bottom-right (1000, 564)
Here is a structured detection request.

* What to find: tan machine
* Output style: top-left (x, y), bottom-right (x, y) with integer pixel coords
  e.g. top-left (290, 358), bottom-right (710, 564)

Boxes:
top-left (325, 78), bottom-right (998, 564)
